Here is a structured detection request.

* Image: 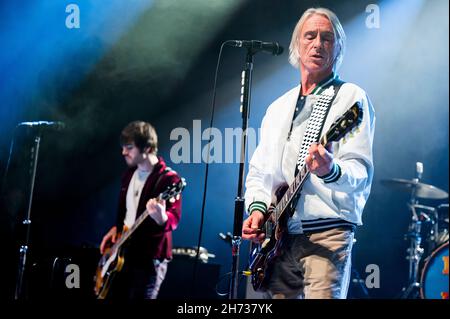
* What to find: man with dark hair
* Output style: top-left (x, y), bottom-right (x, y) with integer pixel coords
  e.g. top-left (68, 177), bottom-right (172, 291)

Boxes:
top-left (242, 8), bottom-right (375, 299)
top-left (99, 121), bottom-right (182, 299)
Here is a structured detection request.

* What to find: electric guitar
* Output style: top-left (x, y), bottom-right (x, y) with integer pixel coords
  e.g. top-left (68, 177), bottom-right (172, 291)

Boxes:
top-left (93, 177), bottom-right (186, 299)
top-left (249, 102), bottom-right (363, 292)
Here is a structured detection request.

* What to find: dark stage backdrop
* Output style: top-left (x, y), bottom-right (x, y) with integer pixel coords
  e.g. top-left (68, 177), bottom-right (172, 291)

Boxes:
top-left (0, 0), bottom-right (448, 300)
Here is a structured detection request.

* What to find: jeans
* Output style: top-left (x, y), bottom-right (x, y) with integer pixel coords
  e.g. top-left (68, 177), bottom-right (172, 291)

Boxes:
top-left (108, 259), bottom-right (169, 300)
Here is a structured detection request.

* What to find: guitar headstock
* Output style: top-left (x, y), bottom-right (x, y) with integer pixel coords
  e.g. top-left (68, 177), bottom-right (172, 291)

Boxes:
top-left (324, 102), bottom-right (363, 144)
top-left (159, 178), bottom-right (187, 201)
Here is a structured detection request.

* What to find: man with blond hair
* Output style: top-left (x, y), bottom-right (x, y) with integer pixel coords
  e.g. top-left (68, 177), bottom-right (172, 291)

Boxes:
top-left (242, 8), bottom-right (375, 299)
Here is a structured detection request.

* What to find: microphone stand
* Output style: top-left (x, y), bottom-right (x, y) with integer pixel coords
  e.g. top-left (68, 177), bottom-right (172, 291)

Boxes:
top-left (14, 131), bottom-right (42, 300)
top-left (229, 49), bottom-right (254, 299)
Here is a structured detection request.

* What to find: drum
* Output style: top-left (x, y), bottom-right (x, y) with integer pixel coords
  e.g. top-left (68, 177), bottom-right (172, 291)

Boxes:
top-left (420, 242), bottom-right (449, 299)
top-left (436, 229), bottom-right (449, 245)
top-left (436, 204), bottom-right (449, 245)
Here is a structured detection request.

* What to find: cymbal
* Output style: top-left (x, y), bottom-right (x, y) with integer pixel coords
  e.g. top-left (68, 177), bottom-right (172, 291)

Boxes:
top-left (381, 178), bottom-right (449, 199)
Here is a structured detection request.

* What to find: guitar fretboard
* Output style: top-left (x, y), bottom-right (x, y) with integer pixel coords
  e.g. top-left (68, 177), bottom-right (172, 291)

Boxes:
top-left (274, 135), bottom-right (326, 224)
top-left (112, 193), bottom-right (164, 251)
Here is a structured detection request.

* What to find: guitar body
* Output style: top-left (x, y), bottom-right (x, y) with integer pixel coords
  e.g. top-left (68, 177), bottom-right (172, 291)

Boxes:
top-left (94, 231), bottom-right (126, 299)
top-left (250, 184), bottom-right (290, 291)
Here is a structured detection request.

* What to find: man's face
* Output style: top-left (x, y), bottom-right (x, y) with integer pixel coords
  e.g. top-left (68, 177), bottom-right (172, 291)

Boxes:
top-left (121, 143), bottom-right (146, 167)
top-left (298, 14), bottom-right (336, 75)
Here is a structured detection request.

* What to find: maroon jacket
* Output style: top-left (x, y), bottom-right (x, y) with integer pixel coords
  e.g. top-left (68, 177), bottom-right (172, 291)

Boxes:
top-left (115, 156), bottom-right (182, 265)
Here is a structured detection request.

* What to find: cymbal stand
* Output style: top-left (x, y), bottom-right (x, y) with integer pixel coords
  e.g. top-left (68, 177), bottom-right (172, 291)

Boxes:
top-left (412, 204), bottom-right (439, 252)
top-left (401, 162), bottom-right (424, 299)
top-left (401, 204), bottom-right (424, 299)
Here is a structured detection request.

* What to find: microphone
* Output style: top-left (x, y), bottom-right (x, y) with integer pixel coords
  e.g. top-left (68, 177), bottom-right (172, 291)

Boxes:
top-left (17, 121), bottom-right (66, 131)
top-left (226, 40), bottom-right (284, 56)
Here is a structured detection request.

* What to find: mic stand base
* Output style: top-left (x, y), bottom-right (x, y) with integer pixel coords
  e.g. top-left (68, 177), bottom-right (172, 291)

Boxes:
top-left (14, 133), bottom-right (42, 300)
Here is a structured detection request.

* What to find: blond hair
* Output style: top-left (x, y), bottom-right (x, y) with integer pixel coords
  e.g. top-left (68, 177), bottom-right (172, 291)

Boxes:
top-left (289, 8), bottom-right (346, 72)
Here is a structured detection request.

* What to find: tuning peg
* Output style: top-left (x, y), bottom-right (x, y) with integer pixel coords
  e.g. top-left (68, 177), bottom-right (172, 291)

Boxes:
top-left (342, 137), bottom-right (347, 144)
top-left (348, 132), bottom-right (354, 138)
top-left (355, 127), bottom-right (360, 134)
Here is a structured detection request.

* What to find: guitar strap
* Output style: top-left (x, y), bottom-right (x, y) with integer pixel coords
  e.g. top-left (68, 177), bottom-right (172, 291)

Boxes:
top-left (294, 78), bottom-right (345, 177)
top-left (131, 167), bottom-right (173, 222)
top-left (153, 167), bottom-right (173, 192)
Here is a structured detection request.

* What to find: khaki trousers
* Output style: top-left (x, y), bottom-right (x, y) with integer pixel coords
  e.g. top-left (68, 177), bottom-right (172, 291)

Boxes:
top-left (264, 227), bottom-right (354, 299)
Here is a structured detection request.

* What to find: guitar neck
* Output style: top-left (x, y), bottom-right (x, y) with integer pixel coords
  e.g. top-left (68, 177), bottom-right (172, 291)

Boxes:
top-left (119, 193), bottom-right (168, 248)
top-left (113, 193), bottom-right (166, 249)
top-left (274, 167), bottom-right (309, 222)
top-left (114, 209), bottom-right (149, 249)
top-left (274, 135), bottom-right (327, 222)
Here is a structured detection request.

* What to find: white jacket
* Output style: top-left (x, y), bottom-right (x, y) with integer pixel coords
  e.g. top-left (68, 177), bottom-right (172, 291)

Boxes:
top-left (244, 82), bottom-right (375, 233)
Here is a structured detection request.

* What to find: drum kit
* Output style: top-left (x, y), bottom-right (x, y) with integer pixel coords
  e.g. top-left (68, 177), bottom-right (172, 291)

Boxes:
top-left (381, 162), bottom-right (449, 299)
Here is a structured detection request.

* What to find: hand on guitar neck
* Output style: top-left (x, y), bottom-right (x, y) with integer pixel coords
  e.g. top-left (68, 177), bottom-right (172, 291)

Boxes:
top-left (305, 142), bottom-right (335, 177)
top-left (146, 198), bottom-right (167, 226)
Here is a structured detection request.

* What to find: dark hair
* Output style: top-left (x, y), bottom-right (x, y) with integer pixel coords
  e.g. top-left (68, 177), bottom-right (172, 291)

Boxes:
top-left (120, 121), bottom-right (158, 154)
